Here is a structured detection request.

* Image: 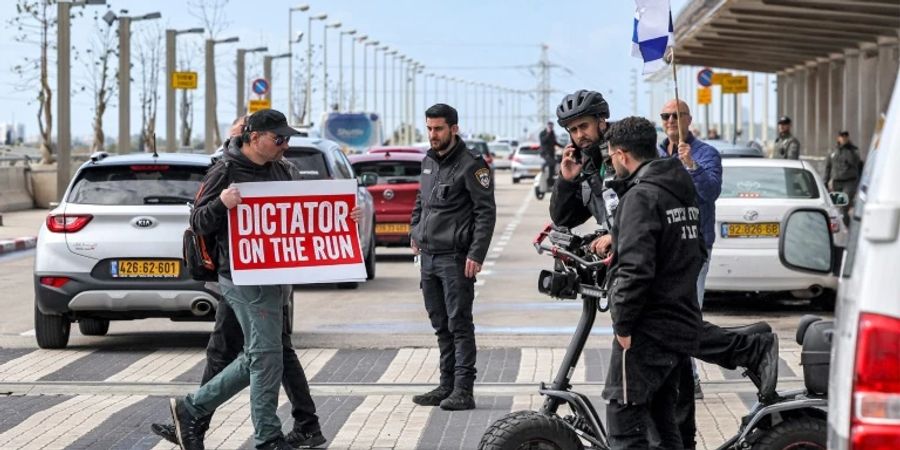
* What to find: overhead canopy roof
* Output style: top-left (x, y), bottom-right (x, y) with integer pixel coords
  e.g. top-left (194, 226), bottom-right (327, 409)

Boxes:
top-left (673, 0), bottom-right (900, 73)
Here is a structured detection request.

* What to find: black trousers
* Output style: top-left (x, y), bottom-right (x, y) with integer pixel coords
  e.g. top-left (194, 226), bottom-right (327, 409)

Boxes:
top-left (420, 252), bottom-right (477, 390)
top-left (203, 286), bottom-right (320, 434)
top-left (604, 336), bottom-right (688, 449)
top-left (676, 321), bottom-right (767, 449)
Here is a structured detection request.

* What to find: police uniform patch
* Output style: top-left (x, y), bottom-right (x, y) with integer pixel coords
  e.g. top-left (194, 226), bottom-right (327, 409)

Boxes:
top-left (475, 168), bottom-right (491, 189)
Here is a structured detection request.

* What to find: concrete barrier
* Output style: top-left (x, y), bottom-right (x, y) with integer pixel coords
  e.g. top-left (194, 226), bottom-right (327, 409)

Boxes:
top-left (0, 166), bottom-right (34, 212)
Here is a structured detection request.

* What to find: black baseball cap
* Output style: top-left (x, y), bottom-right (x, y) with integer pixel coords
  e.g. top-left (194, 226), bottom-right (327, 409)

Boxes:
top-left (838, 130), bottom-right (850, 137)
top-left (777, 116), bottom-right (792, 125)
top-left (246, 109), bottom-right (300, 137)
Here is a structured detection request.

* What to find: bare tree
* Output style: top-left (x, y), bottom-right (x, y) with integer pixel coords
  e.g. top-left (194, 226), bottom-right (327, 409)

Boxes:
top-left (188, 0), bottom-right (230, 147)
top-left (9, 0), bottom-right (68, 163)
top-left (136, 23), bottom-right (162, 152)
top-left (76, 9), bottom-right (117, 152)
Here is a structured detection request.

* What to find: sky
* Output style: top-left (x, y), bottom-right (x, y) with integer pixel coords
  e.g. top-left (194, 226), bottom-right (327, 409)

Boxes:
top-left (0, 0), bottom-right (692, 143)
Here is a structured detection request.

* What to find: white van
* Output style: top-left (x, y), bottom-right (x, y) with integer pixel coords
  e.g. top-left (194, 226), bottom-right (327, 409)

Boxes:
top-left (779, 71), bottom-right (900, 448)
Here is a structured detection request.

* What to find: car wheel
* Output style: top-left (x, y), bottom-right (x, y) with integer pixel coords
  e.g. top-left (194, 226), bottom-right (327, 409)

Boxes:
top-left (34, 305), bottom-right (71, 349)
top-left (365, 238), bottom-right (376, 281)
top-left (337, 282), bottom-right (359, 290)
top-left (512, 177), bottom-right (520, 184)
top-left (78, 318), bottom-right (110, 336)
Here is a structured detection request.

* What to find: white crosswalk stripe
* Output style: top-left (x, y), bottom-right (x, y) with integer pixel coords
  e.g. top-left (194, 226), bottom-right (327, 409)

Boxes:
top-left (0, 349), bottom-right (93, 382)
top-left (106, 348), bottom-right (206, 383)
top-left (379, 348), bottom-right (440, 384)
top-left (517, 348), bottom-right (586, 384)
top-left (328, 394), bottom-right (430, 450)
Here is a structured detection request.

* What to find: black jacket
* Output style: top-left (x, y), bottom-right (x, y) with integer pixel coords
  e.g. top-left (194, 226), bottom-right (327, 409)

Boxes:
top-left (825, 142), bottom-right (863, 182)
top-left (606, 157), bottom-right (704, 355)
top-left (191, 139), bottom-right (300, 278)
top-left (411, 138), bottom-right (496, 264)
top-left (549, 139), bottom-right (615, 230)
top-left (539, 129), bottom-right (557, 160)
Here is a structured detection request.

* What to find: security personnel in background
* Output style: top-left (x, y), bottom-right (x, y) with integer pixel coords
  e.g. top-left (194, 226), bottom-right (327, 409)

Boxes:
top-left (539, 121), bottom-right (562, 185)
top-left (410, 103), bottom-right (496, 411)
top-left (825, 130), bottom-right (863, 208)
top-left (775, 116), bottom-right (801, 159)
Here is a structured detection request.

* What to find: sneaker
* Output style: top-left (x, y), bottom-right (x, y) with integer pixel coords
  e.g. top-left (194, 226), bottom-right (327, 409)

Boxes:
top-left (285, 428), bottom-right (327, 448)
top-left (694, 379), bottom-right (704, 400)
top-left (150, 423), bottom-right (177, 445)
top-left (750, 333), bottom-right (779, 403)
top-left (169, 398), bottom-right (206, 450)
top-left (256, 437), bottom-right (293, 450)
top-left (412, 385), bottom-right (453, 406)
top-left (439, 388), bottom-right (476, 411)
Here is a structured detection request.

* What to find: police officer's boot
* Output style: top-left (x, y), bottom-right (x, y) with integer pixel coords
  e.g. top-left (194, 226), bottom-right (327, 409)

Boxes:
top-left (439, 387), bottom-right (476, 411)
top-left (412, 385), bottom-right (453, 406)
top-left (749, 333), bottom-right (779, 403)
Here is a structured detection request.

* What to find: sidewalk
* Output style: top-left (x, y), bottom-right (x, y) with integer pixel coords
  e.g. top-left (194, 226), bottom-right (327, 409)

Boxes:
top-left (0, 208), bottom-right (48, 254)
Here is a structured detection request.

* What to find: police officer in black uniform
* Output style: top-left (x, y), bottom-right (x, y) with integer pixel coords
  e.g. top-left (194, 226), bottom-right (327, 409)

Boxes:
top-left (410, 103), bottom-right (496, 411)
top-left (549, 90), bottom-right (779, 449)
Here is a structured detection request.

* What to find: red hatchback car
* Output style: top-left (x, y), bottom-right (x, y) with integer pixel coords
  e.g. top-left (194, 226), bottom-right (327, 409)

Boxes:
top-left (349, 151), bottom-right (426, 247)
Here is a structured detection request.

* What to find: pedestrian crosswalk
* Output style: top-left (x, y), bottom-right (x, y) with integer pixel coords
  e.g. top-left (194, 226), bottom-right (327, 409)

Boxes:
top-left (0, 346), bottom-right (799, 449)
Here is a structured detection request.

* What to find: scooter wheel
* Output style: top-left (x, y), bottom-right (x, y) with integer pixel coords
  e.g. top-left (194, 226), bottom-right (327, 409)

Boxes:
top-left (534, 186), bottom-right (545, 200)
top-left (478, 410), bottom-right (583, 450)
top-left (750, 416), bottom-right (826, 450)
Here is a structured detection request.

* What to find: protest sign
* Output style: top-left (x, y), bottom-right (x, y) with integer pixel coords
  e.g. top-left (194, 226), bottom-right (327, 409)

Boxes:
top-left (227, 180), bottom-right (365, 285)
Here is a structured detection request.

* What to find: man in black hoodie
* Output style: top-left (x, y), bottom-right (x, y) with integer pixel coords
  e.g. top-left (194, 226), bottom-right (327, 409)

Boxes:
top-left (410, 103), bottom-right (496, 411)
top-left (601, 116), bottom-right (703, 449)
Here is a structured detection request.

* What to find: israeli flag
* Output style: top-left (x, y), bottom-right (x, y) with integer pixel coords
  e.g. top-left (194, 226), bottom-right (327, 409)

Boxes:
top-left (632, 0), bottom-right (675, 75)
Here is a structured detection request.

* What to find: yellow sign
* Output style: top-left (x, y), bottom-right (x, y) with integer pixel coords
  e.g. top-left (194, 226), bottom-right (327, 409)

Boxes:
top-left (697, 87), bottom-right (712, 105)
top-left (721, 75), bottom-right (749, 94)
top-left (248, 99), bottom-right (272, 113)
top-left (171, 72), bottom-right (198, 89)
top-left (711, 72), bottom-right (732, 85)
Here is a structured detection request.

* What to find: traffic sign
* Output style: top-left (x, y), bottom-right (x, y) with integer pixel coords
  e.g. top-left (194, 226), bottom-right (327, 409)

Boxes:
top-left (248, 99), bottom-right (271, 113)
top-left (251, 78), bottom-right (269, 96)
top-left (721, 75), bottom-right (749, 94)
top-left (697, 87), bottom-right (712, 105)
top-left (697, 68), bottom-right (713, 87)
top-left (171, 72), bottom-right (198, 90)
top-left (711, 72), bottom-right (732, 85)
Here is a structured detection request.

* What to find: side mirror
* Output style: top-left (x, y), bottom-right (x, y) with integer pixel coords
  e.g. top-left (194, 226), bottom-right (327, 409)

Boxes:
top-left (358, 172), bottom-right (378, 187)
top-left (778, 208), bottom-right (835, 274)
top-left (829, 191), bottom-right (849, 207)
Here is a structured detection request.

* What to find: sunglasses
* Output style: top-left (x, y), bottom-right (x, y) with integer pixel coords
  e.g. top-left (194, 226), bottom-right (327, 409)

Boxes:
top-left (659, 112), bottom-right (690, 121)
top-left (266, 134), bottom-right (288, 146)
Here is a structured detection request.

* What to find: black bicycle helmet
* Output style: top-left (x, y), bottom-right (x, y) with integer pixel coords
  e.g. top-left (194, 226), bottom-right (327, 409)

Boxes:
top-left (556, 90), bottom-right (610, 127)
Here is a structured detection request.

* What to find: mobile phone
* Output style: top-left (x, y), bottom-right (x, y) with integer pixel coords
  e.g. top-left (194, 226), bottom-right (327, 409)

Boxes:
top-left (570, 142), bottom-right (583, 163)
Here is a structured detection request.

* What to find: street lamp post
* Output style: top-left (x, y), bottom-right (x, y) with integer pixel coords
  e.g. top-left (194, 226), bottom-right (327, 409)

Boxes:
top-left (237, 46), bottom-right (268, 117)
top-left (287, 4), bottom-right (309, 124)
top-left (374, 45), bottom-right (387, 113)
top-left (385, 49), bottom-right (396, 136)
top-left (362, 40), bottom-right (379, 111)
top-left (205, 36), bottom-right (239, 153)
top-left (338, 28), bottom-right (356, 111)
top-left (323, 21), bottom-right (341, 112)
top-left (165, 27), bottom-right (203, 151)
top-left (57, 0), bottom-right (106, 200)
top-left (351, 35), bottom-right (366, 112)
top-left (108, 10), bottom-right (162, 154)
top-left (264, 52), bottom-right (291, 103)
top-left (306, 13), bottom-right (327, 125)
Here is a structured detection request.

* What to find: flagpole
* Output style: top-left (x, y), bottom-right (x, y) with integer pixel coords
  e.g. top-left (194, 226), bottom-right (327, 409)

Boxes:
top-left (668, 47), bottom-right (685, 144)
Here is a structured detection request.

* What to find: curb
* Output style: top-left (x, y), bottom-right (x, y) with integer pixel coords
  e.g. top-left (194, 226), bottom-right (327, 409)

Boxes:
top-left (0, 237), bottom-right (37, 255)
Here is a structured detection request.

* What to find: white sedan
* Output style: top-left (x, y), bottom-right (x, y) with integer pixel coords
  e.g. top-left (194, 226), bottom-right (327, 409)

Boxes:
top-left (706, 158), bottom-right (848, 306)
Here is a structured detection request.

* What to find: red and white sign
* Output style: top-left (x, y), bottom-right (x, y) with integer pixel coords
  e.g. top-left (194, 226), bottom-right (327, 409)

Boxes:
top-left (227, 180), bottom-right (365, 285)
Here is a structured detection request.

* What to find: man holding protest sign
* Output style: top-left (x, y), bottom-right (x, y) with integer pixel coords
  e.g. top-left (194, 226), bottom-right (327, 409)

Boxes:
top-left (410, 104), bottom-right (496, 411)
top-left (165, 109), bottom-right (357, 450)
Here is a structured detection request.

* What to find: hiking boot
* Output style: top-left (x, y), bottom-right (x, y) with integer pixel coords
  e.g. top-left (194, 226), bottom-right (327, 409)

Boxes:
top-left (750, 333), bottom-right (779, 403)
top-left (150, 423), bottom-right (177, 445)
top-left (439, 388), bottom-right (476, 411)
top-left (285, 428), bottom-right (326, 448)
top-left (256, 437), bottom-right (293, 450)
top-left (412, 385), bottom-right (453, 406)
top-left (169, 398), bottom-right (206, 450)
top-left (694, 379), bottom-right (704, 400)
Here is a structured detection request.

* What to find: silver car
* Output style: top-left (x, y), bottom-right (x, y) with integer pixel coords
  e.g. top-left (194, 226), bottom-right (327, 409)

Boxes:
top-left (488, 142), bottom-right (514, 170)
top-left (511, 143), bottom-right (544, 184)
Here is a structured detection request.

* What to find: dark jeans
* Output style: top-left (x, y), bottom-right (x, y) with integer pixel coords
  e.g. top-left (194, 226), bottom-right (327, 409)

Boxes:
top-left (676, 321), bottom-right (767, 449)
top-left (420, 252), bottom-right (477, 390)
top-left (202, 286), bottom-right (320, 434)
top-left (604, 336), bottom-right (687, 449)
